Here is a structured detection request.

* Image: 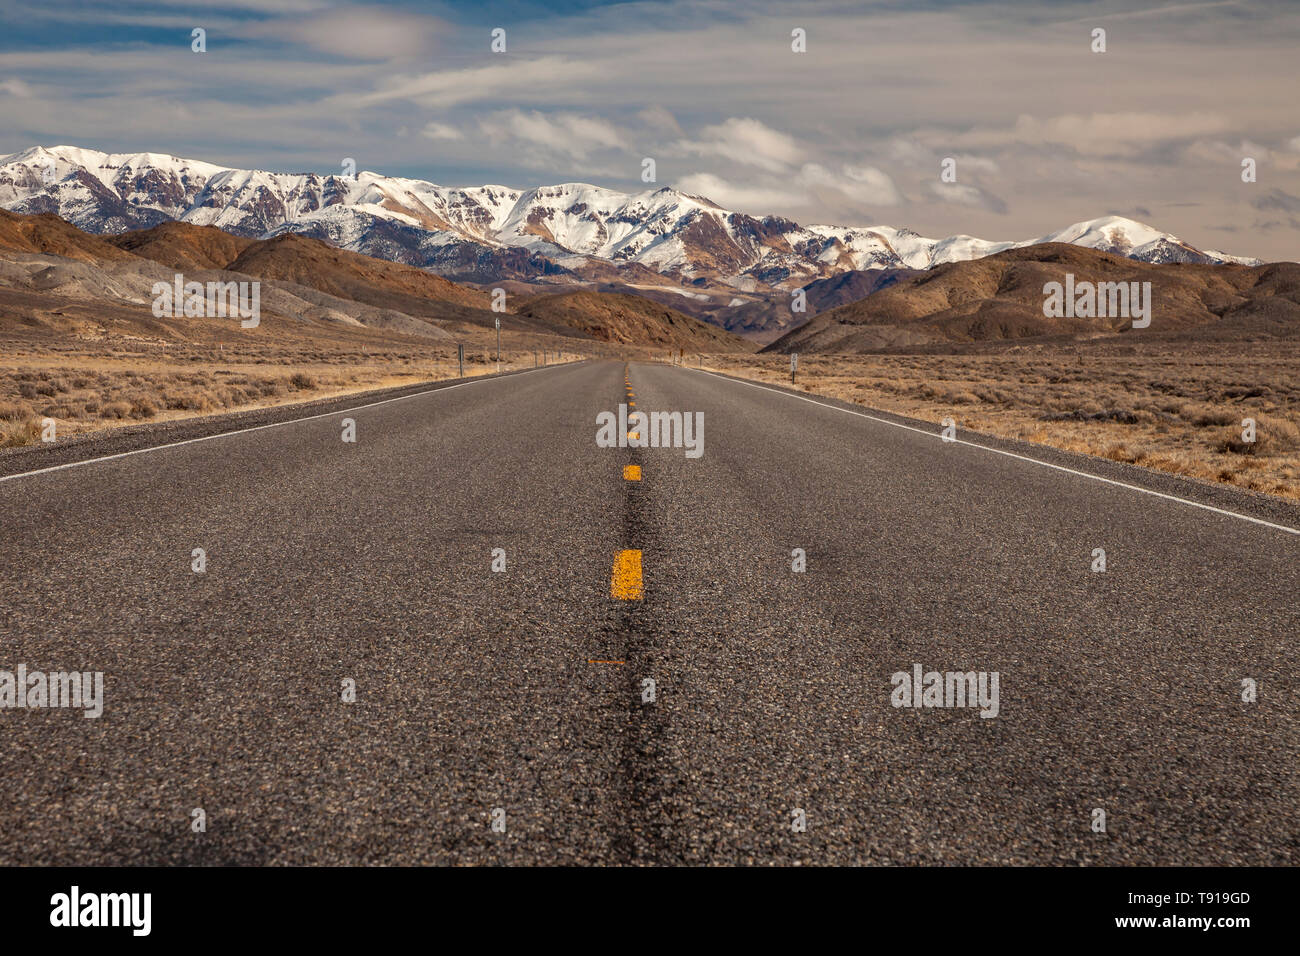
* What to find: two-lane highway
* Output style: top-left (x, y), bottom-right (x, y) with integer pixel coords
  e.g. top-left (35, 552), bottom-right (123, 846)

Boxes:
top-left (1, 360), bottom-right (1296, 864)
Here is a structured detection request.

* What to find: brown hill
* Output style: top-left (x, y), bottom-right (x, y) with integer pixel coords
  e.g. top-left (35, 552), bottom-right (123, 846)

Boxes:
top-left (226, 233), bottom-right (488, 313)
top-left (0, 210), bottom-right (755, 349)
top-left (0, 209), bottom-right (135, 264)
top-left (764, 243), bottom-right (1300, 353)
top-left (103, 220), bottom-right (496, 320)
top-left (512, 291), bottom-right (754, 352)
top-left (105, 220), bottom-right (255, 271)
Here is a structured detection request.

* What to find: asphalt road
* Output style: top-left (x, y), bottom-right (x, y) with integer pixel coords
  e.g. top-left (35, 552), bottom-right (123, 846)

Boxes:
top-left (1, 359), bottom-right (1296, 865)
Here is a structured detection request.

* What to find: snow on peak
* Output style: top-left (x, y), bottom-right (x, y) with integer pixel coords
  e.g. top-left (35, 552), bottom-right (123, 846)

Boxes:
top-left (0, 144), bottom-right (1260, 284)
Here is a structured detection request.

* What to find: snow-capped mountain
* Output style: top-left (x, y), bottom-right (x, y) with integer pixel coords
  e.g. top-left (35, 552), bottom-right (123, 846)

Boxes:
top-left (0, 145), bottom-right (1261, 293)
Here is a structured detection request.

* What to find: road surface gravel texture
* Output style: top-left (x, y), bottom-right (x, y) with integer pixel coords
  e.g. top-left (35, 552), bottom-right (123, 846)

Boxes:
top-left (1, 361), bottom-right (1296, 865)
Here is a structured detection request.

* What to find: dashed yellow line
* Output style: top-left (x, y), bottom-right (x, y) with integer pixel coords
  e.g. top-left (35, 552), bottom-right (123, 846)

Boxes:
top-left (616, 372), bottom-right (644, 599)
top-left (611, 549), bottom-right (643, 600)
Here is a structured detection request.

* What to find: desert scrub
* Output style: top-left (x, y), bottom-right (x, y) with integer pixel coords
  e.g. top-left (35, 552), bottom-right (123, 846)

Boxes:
top-left (0, 418), bottom-right (41, 448)
top-left (0, 401), bottom-right (34, 422)
top-left (1218, 415), bottom-right (1300, 455)
top-left (288, 372), bottom-right (318, 390)
top-left (1185, 405), bottom-right (1238, 428)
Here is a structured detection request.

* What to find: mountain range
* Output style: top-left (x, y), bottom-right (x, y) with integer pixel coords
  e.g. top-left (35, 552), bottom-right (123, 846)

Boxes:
top-left (0, 209), bottom-right (751, 353)
top-left (0, 146), bottom-right (1266, 340)
top-left (764, 243), bottom-right (1300, 354)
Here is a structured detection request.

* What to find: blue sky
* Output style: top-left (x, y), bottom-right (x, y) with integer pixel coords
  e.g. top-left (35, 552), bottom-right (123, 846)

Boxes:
top-left (1, 0), bottom-right (1298, 259)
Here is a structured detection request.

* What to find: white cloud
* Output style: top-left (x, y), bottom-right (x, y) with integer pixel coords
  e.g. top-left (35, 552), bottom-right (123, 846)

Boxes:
top-left (798, 163), bottom-right (902, 208)
top-left (342, 57), bottom-right (602, 109)
top-left (242, 7), bottom-right (445, 59)
top-left (421, 122), bottom-right (463, 141)
top-left (477, 110), bottom-right (625, 166)
top-left (674, 173), bottom-right (795, 213)
top-left (637, 106), bottom-right (682, 137)
top-left (676, 117), bottom-right (803, 173)
top-left (957, 112), bottom-right (1232, 156)
top-left (676, 162), bottom-right (901, 218)
top-left (952, 154), bottom-right (1000, 175)
top-left (928, 180), bottom-right (1006, 213)
top-left (0, 78), bottom-right (31, 97)
top-left (1185, 138), bottom-right (1272, 164)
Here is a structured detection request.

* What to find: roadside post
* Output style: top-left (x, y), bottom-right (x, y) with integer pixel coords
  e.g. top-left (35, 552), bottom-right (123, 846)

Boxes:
top-left (495, 316), bottom-right (501, 373)
top-left (458, 343), bottom-right (464, 379)
top-left (791, 352), bottom-right (798, 384)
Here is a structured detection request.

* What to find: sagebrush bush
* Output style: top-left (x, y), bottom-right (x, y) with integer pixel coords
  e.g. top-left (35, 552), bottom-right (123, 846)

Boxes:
top-left (0, 419), bottom-right (41, 448)
top-left (1219, 415), bottom-right (1300, 456)
top-left (0, 401), bottom-right (32, 422)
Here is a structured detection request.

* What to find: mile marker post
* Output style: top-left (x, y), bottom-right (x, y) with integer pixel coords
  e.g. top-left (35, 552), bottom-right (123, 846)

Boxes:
top-left (458, 343), bottom-right (464, 378)
top-left (495, 316), bottom-right (501, 373)
top-left (791, 352), bottom-right (798, 384)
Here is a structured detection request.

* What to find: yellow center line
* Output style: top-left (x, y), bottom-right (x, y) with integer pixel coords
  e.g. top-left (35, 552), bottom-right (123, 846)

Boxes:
top-left (587, 659), bottom-right (626, 665)
top-left (623, 464), bottom-right (642, 480)
top-left (611, 549), bottom-right (643, 600)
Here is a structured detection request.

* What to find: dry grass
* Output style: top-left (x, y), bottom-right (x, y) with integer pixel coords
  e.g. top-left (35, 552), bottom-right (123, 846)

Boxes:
top-left (0, 340), bottom-right (570, 447)
top-left (705, 344), bottom-right (1300, 500)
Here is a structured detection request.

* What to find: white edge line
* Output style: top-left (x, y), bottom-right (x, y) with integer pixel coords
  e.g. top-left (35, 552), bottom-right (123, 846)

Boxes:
top-left (693, 367), bottom-right (1300, 537)
top-left (0, 365), bottom-right (559, 484)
